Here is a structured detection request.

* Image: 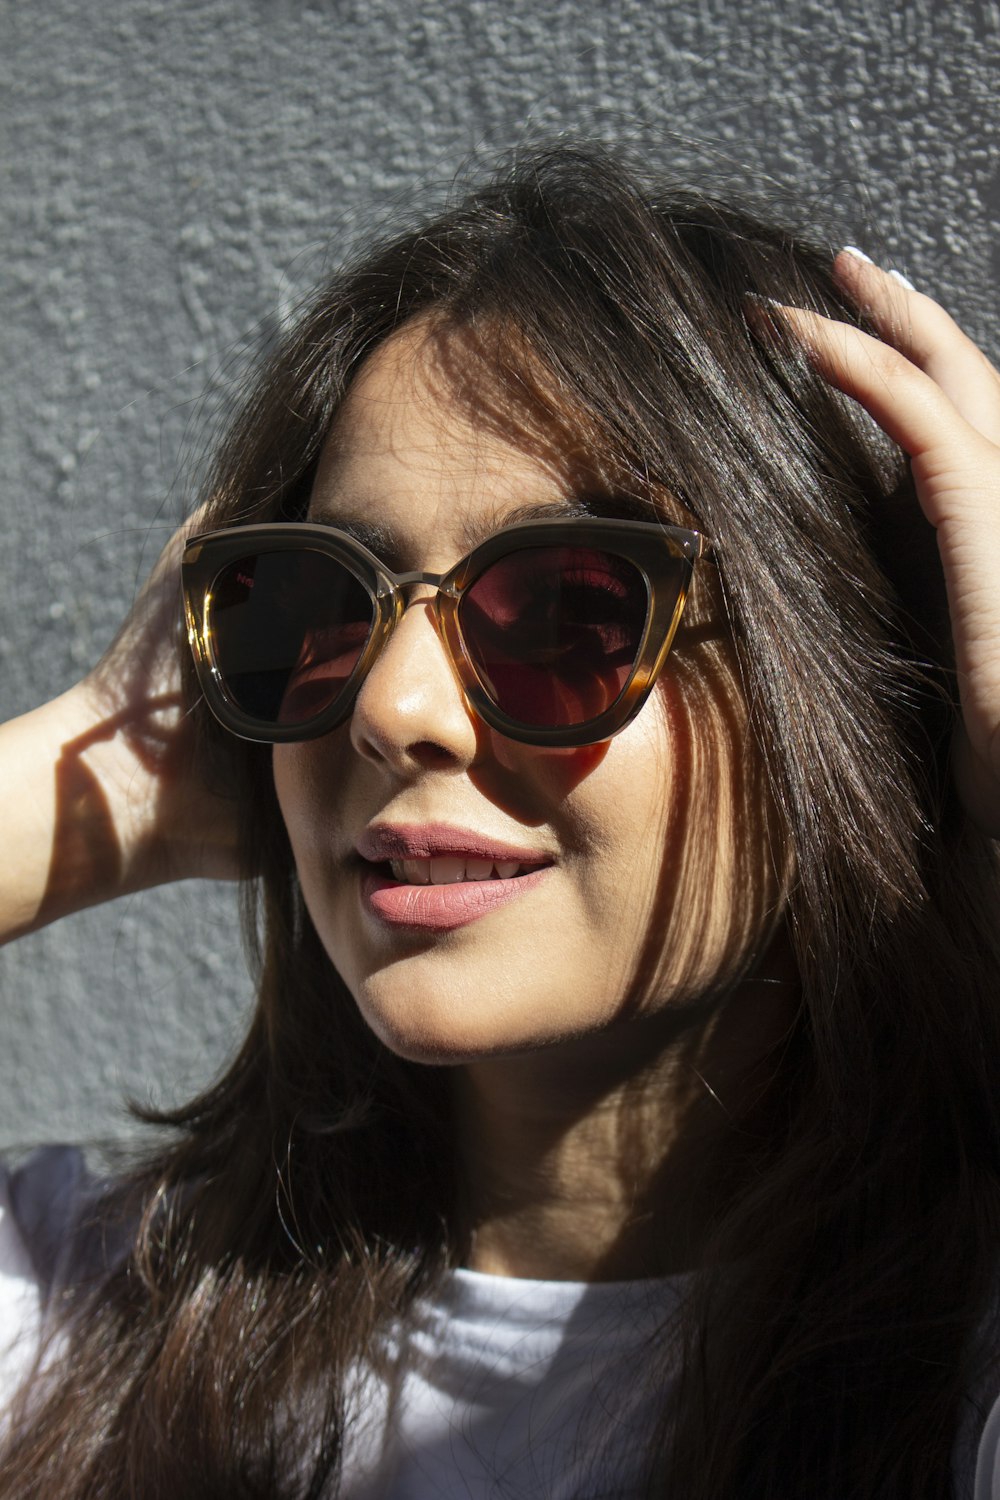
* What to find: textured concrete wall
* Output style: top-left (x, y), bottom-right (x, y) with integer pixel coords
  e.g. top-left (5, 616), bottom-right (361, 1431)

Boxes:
top-left (2, 0), bottom-right (998, 1148)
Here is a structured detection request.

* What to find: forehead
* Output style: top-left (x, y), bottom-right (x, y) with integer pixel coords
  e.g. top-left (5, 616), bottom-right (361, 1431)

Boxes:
top-left (307, 318), bottom-right (615, 561)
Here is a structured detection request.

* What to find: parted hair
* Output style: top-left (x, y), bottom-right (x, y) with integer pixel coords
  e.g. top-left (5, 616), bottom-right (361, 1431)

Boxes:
top-left (3, 142), bottom-right (1000, 1499)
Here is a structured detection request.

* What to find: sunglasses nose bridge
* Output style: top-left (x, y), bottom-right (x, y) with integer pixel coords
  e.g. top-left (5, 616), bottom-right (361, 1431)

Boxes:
top-left (380, 568), bottom-right (459, 626)
top-left (388, 567), bottom-right (448, 596)
top-left (374, 568), bottom-right (458, 651)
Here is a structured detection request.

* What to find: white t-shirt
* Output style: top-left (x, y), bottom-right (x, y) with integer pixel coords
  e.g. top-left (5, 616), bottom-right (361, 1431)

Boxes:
top-left (2, 1147), bottom-right (999, 1498)
top-left (340, 1265), bottom-right (684, 1497)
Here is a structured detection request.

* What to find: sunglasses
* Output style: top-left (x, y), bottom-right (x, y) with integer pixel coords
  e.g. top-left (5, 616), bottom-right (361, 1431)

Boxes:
top-left (181, 516), bottom-right (704, 748)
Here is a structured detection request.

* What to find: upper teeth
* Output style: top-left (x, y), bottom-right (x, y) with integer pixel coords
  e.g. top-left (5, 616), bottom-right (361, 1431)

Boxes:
top-left (388, 856), bottom-right (531, 884)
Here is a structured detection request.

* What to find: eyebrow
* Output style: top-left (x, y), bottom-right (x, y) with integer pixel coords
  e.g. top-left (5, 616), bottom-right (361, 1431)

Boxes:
top-left (308, 495), bottom-right (593, 564)
top-left (464, 497), bottom-right (592, 546)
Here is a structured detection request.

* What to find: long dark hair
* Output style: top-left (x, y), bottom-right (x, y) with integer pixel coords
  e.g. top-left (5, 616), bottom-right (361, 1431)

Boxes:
top-left (4, 142), bottom-right (1000, 1499)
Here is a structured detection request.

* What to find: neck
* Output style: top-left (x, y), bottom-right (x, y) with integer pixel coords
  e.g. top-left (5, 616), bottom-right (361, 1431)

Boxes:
top-left (453, 939), bottom-right (798, 1282)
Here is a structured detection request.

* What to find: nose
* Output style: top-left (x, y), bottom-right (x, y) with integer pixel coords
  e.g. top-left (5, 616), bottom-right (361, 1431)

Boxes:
top-left (349, 594), bottom-right (480, 774)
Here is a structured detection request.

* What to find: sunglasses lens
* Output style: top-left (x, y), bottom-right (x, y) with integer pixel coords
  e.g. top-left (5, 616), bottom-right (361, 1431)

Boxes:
top-left (208, 550), bottom-right (373, 727)
top-left (459, 545), bottom-right (659, 729)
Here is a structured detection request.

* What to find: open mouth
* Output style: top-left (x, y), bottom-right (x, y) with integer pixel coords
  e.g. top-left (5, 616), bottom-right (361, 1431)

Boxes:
top-left (360, 856), bottom-right (553, 931)
top-left (375, 856), bottom-right (548, 885)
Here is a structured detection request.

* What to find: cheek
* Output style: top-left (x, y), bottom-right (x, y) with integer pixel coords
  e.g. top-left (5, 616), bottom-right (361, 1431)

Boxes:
top-left (272, 739), bottom-right (349, 878)
top-left (273, 744), bottom-right (313, 850)
top-left (273, 741), bottom-right (369, 1007)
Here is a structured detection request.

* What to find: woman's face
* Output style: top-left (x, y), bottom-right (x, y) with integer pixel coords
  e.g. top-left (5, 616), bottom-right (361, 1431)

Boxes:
top-left (273, 320), bottom-right (786, 1066)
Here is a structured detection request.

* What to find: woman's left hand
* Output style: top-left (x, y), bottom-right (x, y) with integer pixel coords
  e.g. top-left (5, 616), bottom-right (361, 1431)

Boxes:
top-left (770, 251), bottom-right (1000, 836)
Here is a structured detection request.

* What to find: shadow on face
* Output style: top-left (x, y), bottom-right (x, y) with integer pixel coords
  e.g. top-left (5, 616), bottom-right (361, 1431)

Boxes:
top-left (419, 316), bottom-right (793, 1011)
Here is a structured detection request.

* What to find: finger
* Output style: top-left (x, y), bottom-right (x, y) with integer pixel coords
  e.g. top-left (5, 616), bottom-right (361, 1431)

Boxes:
top-left (762, 302), bottom-right (1000, 782)
top-left (832, 250), bottom-right (1000, 445)
top-left (762, 306), bottom-right (995, 506)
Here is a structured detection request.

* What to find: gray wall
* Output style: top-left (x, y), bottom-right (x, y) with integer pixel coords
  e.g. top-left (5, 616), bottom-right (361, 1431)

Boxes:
top-left (2, 0), bottom-right (998, 1148)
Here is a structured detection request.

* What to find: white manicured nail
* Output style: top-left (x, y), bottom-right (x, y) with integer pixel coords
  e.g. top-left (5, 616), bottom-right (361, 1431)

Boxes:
top-left (888, 268), bottom-right (917, 291)
top-left (841, 245), bottom-right (876, 265)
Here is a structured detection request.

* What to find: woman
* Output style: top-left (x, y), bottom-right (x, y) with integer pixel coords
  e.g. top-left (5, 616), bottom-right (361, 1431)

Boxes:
top-left (1, 142), bottom-right (999, 1498)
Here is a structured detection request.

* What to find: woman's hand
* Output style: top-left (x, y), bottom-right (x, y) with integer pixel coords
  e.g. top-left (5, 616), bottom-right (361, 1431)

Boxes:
top-left (769, 251), bottom-right (1000, 836)
top-left (0, 512), bottom-right (240, 943)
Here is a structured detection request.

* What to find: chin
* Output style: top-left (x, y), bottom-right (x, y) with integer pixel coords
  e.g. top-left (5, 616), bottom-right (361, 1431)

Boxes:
top-left (358, 1008), bottom-right (521, 1067)
top-left (350, 976), bottom-right (552, 1067)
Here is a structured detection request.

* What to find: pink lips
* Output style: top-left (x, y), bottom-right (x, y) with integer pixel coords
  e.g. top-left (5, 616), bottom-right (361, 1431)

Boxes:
top-left (355, 823), bottom-right (554, 932)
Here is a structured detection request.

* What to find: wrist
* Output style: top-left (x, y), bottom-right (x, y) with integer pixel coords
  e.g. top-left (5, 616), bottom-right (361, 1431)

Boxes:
top-left (0, 678), bottom-right (238, 945)
top-left (70, 676), bottom-right (241, 892)
top-left (0, 685), bottom-right (127, 940)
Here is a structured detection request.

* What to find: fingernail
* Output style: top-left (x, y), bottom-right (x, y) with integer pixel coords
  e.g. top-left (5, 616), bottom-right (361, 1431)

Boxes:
top-left (841, 245), bottom-right (876, 265)
top-left (888, 268), bottom-right (917, 291)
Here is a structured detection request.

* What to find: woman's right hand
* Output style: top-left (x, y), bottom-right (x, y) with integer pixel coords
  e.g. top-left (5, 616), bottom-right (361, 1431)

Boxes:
top-left (0, 514), bottom-right (240, 944)
top-left (759, 255), bottom-right (1000, 837)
